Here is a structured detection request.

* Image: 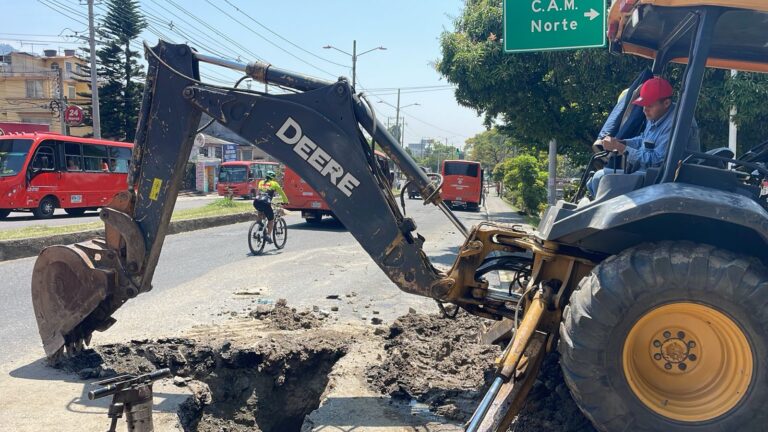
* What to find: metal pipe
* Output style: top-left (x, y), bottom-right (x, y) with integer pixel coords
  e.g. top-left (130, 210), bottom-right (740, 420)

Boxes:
top-left (466, 377), bottom-right (504, 432)
top-left (194, 52), bottom-right (333, 92)
top-left (662, 8), bottom-right (721, 182)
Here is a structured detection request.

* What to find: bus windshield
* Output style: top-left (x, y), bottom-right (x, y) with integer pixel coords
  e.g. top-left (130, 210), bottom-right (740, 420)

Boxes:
top-left (0, 139), bottom-right (33, 177)
top-left (219, 165), bottom-right (248, 183)
top-left (444, 162), bottom-right (479, 177)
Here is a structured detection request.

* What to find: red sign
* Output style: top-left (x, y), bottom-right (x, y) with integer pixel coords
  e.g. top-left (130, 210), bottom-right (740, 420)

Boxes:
top-left (64, 105), bottom-right (84, 126)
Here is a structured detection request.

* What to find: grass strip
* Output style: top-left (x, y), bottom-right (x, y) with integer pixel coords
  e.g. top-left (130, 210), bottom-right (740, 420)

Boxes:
top-left (0, 199), bottom-right (253, 241)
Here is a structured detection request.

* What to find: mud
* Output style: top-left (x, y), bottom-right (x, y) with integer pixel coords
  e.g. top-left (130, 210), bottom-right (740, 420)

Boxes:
top-left (366, 312), bottom-right (595, 431)
top-left (56, 332), bottom-right (348, 432)
top-left (367, 312), bottom-right (501, 421)
top-left (248, 298), bottom-right (328, 330)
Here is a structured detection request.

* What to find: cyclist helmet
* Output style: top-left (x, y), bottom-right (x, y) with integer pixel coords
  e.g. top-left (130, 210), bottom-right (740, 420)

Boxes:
top-left (265, 171), bottom-right (276, 180)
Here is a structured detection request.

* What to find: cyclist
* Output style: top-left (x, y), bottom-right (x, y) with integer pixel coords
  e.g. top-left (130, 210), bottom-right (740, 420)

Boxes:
top-left (252, 170), bottom-right (289, 243)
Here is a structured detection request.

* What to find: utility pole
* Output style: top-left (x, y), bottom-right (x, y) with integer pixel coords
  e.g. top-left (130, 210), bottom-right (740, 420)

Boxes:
top-left (88, 0), bottom-right (101, 138)
top-left (395, 88), bottom-right (400, 143)
top-left (548, 139), bottom-right (557, 205)
top-left (351, 40), bottom-right (357, 89)
top-left (728, 69), bottom-right (738, 158)
top-left (58, 68), bottom-right (67, 134)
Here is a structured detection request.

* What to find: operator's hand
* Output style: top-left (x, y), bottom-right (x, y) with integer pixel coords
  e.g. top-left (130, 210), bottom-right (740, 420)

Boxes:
top-left (601, 136), bottom-right (626, 153)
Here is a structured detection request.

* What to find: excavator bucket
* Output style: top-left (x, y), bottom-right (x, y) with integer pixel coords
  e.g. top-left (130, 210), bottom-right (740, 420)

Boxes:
top-left (31, 241), bottom-right (117, 360)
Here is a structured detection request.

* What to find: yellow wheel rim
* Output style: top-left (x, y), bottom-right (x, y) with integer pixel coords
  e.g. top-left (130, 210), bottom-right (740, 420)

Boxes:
top-left (622, 302), bottom-right (753, 422)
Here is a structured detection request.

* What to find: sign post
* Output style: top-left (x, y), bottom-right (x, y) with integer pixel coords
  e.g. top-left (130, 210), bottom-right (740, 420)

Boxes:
top-left (64, 105), bottom-right (85, 127)
top-left (503, 0), bottom-right (606, 53)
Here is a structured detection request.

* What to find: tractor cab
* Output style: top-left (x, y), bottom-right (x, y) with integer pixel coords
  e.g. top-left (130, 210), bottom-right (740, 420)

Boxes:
top-left (540, 1), bottom-right (768, 259)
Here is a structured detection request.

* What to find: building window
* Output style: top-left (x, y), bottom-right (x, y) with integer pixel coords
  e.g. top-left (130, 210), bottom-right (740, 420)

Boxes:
top-left (68, 86), bottom-right (76, 99)
top-left (51, 63), bottom-right (59, 70)
top-left (20, 116), bottom-right (51, 126)
top-left (214, 146), bottom-right (223, 160)
top-left (65, 62), bottom-right (72, 72)
top-left (25, 80), bottom-right (44, 98)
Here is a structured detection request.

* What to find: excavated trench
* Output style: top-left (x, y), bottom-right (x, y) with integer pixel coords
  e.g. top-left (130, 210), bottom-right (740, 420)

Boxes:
top-left (54, 302), bottom-right (594, 431)
top-left (56, 332), bottom-right (347, 432)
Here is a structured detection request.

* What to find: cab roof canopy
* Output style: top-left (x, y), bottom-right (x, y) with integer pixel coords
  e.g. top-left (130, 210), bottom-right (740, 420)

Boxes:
top-left (609, 0), bottom-right (768, 73)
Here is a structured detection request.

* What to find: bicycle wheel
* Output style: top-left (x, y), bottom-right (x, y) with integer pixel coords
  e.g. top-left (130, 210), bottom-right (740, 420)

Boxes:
top-left (248, 219), bottom-right (267, 255)
top-left (273, 217), bottom-right (288, 249)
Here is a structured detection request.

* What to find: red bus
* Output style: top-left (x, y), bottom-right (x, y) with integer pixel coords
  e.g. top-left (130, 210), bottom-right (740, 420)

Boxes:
top-left (284, 151), bottom-right (393, 223)
top-left (0, 133), bottom-right (133, 219)
top-left (217, 160), bottom-right (280, 199)
top-left (440, 160), bottom-right (484, 211)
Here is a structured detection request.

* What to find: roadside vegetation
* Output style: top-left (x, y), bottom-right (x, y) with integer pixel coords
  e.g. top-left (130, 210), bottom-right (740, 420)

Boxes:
top-left (0, 199), bottom-right (252, 241)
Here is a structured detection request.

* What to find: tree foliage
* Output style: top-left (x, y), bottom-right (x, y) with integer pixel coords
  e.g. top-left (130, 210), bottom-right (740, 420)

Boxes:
top-left (464, 128), bottom-right (518, 170)
top-left (411, 139), bottom-right (462, 172)
top-left (437, 0), bottom-right (768, 162)
top-left (494, 154), bottom-right (548, 214)
top-left (78, 0), bottom-right (147, 141)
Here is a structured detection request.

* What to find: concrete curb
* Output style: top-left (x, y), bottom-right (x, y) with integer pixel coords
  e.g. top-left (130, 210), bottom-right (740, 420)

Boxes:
top-left (0, 212), bottom-right (254, 262)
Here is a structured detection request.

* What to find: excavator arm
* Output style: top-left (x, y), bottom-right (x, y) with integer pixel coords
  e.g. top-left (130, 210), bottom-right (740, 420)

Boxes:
top-left (32, 41), bottom-right (468, 359)
top-left (31, 41), bottom-right (577, 431)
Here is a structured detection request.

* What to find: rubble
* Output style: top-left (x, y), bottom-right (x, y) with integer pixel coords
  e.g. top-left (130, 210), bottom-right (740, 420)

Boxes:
top-left (56, 334), bottom-right (348, 432)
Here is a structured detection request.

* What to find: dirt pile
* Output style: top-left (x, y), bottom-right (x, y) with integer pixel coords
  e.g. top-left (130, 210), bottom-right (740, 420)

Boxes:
top-left (366, 312), bottom-right (595, 431)
top-left (55, 332), bottom-right (348, 432)
top-left (509, 354), bottom-right (596, 432)
top-left (367, 312), bottom-right (501, 421)
top-left (248, 298), bottom-right (328, 330)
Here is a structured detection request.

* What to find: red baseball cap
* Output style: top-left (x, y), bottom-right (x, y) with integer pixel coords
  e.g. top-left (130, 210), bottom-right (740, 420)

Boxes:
top-left (633, 77), bottom-right (673, 106)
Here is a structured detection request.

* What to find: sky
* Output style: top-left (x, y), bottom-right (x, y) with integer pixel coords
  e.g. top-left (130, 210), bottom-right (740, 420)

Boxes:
top-left (1, 0), bottom-right (486, 149)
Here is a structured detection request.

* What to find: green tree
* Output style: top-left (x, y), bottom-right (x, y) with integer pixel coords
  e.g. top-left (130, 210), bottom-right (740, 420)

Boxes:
top-left (465, 128), bottom-right (518, 170)
top-left (436, 0), bottom-right (768, 162)
top-left (496, 154), bottom-right (548, 214)
top-left (82, 0), bottom-right (147, 141)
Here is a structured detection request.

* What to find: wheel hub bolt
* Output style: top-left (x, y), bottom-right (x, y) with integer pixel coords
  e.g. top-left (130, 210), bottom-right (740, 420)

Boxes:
top-left (664, 362), bottom-right (672, 370)
top-left (678, 363), bottom-right (687, 371)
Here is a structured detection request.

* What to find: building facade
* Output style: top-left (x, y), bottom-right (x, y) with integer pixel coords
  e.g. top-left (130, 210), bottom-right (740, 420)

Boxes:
top-left (0, 49), bottom-right (92, 136)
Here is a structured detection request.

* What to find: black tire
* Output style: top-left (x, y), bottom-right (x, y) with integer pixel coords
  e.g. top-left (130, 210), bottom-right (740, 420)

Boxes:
top-left (247, 220), bottom-right (266, 255)
top-left (305, 215), bottom-right (322, 224)
top-left (0, 209), bottom-right (10, 220)
top-left (64, 208), bottom-right (86, 217)
top-left (559, 242), bottom-right (768, 432)
top-left (32, 196), bottom-right (57, 219)
top-left (273, 217), bottom-right (287, 249)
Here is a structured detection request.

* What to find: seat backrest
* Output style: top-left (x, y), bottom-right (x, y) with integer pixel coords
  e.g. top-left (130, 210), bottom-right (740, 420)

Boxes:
top-left (594, 173), bottom-right (645, 202)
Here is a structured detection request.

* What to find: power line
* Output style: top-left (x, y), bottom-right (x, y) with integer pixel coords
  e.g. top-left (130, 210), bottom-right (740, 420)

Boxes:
top-left (142, 0), bottom-right (246, 62)
top-left (203, 0), bottom-right (338, 79)
top-left (159, 0), bottom-right (266, 62)
top-left (37, 0), bottom-right (88, 26)
top-left (222, 0), bottom-right (349, 69)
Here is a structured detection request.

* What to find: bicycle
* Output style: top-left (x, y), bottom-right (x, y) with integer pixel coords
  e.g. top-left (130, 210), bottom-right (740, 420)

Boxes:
top-left (248, 203), bottom-right (287, 255)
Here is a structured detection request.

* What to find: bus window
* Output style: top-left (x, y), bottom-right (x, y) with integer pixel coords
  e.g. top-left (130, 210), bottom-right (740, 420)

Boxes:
top-left (82, 144), bottom-right (108, 172)
top-left (64, 142), bottom-right (83, 171)
top-left (0, 139), bottom-right (33, 176)
top-left (444, 162), bottom-right (479, 177)
top-left (107, 147), bottom-right (131, 173)
top-left (31, 146), bottom-right (56, 171)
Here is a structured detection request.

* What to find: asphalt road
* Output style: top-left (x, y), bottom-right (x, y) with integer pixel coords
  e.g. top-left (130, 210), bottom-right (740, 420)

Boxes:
top-left (0, 197), bottom-right (501, 369)
top-left (0, 195), bottom-right (221, 230)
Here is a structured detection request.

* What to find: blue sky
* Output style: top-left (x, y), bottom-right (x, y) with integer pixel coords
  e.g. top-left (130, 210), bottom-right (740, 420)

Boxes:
top-left (2, 0), bottom-right (486, 149)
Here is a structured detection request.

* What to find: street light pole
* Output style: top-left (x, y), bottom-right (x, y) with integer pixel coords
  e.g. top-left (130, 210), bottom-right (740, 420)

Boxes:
top-left (323, 40), bottom-right (386, 89)
top-left (351, 40), bottom-right (357, 89)
top-left (88, 0), bottom-right (101, 138)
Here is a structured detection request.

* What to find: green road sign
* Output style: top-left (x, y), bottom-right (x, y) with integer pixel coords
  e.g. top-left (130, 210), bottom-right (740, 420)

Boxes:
top-left (504, 0), bottom-right (606, 53)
